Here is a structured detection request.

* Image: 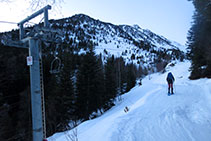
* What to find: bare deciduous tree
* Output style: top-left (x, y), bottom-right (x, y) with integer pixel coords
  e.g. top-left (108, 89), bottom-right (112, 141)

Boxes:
top-left (1, 0), bottom-right (64, 11)
top-left (29, 0), bottom-right (64, 11)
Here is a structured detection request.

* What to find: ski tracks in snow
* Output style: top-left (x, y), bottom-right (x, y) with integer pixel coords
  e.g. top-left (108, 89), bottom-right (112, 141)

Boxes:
top-left (111, 87), bottom-right (163, 141)
top-left (111, 80), bottom-right (211, 141)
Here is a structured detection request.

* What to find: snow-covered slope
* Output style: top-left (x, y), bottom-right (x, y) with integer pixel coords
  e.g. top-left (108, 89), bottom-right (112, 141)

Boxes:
top-left (48, 60), bottom-right (211, 141)
top-left (0, 14), bottom-right (185, 72)
top-left (48, 14), bottom-right (185, 68)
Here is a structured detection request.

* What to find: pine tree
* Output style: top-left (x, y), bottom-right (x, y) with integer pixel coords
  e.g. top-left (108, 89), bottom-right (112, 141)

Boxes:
top-left (119, 57), bottom-right (128, 94)
top-left (56, 51), bottom-right (75, 131)
top-left (94, 54), bottom-right (105, 114)
top-left (76, 49), bottom-right (104, 120)
top-left (187, 0), bottom-right (211, 79)
top-left (104, 55), bottom-right (117, 110)
top-left (126, 63), bottom-right (136, 92)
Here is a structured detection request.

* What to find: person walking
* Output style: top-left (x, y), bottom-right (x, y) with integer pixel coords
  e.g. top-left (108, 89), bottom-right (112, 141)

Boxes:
top-left (166, 72), bottom-right (175, 95)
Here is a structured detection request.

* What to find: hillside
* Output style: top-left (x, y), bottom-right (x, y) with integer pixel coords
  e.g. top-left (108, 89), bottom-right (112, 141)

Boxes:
top-left (48, 14), bottom-right (185, 70)
top-left (0, 14), bottom-right (185, 72)
top-left (48, 60), bottom-right (211, 141)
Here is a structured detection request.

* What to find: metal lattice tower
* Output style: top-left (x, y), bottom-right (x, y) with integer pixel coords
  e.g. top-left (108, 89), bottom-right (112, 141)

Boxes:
top-left (2, 5), bottom-right (52, 141)
top-left (19, 5), bottom-right (51, 141)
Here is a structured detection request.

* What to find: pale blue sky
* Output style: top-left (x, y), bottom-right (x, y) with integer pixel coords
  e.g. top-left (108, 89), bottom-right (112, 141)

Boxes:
top-left (0, 0), bottom-right (194, 45)
top-left (61, 0), bottom-right (194, 45)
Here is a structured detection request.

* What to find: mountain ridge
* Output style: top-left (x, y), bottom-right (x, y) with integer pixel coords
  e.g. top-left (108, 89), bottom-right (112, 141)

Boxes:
top-left (48, 13), bottom-right (185, 72)
top-left (0, 13), bottom-right (185, 72)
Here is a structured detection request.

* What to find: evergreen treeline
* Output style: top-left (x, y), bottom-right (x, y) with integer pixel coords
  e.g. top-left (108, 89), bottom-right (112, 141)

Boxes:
top-left (44, 43), bottom-right (139, 136)
top-left (0, 46), bottom-right (32, 141)
top-left (187, 0), bottom-right (211, 79)
top-left (0, 41), bottom-right (139, 140)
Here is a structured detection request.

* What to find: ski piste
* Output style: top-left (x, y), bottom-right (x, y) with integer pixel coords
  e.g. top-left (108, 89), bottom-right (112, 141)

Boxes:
top-left (48, 61), bottom-right (211, 141)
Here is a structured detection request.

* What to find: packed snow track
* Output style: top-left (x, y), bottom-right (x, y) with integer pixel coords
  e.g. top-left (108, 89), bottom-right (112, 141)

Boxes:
top-left (49, 61), bottom-right (211, 141)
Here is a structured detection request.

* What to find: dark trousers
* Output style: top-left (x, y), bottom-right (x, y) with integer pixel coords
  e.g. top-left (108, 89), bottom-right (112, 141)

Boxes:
top-left (168, 83), bottom-right (173, 93)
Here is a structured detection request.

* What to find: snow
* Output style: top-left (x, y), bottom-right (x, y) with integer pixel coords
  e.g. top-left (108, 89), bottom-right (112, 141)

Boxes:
top-left (171, 41), bottom-right (187, 52)
top-left (48, 60), bottom-right (211, 141)
top-left (94, 37), bottom-right (156, 66)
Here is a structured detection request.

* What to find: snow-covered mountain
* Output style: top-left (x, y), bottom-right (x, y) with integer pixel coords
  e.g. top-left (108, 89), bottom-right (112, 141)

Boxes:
top-left (0, 14), bottom-right (185, 72)
top-left (48, 14), bottom-right (185, 70)
top-left (48, 60), bottom-right (211, 141)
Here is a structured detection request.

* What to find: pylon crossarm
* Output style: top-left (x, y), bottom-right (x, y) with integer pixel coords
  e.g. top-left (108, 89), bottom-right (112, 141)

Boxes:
top-left (18, 5), bottom-right (51, 26)
top-left (18, 5), bottom-right (51, 40)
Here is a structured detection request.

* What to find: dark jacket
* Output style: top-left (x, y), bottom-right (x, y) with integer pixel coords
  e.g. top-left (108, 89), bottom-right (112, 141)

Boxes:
top-left (166, 72), bottom-right (175, 84)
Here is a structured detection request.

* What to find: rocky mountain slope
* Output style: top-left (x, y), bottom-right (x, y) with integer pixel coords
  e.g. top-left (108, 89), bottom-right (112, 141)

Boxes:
top-left (49, 14), bottom-right (185, 71)
top-left (1, 14), bottom-right (185, 72)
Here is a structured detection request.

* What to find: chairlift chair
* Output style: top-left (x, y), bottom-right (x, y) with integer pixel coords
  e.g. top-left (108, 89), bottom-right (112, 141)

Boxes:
top-left (50, 56), bottom-right (61, 74)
